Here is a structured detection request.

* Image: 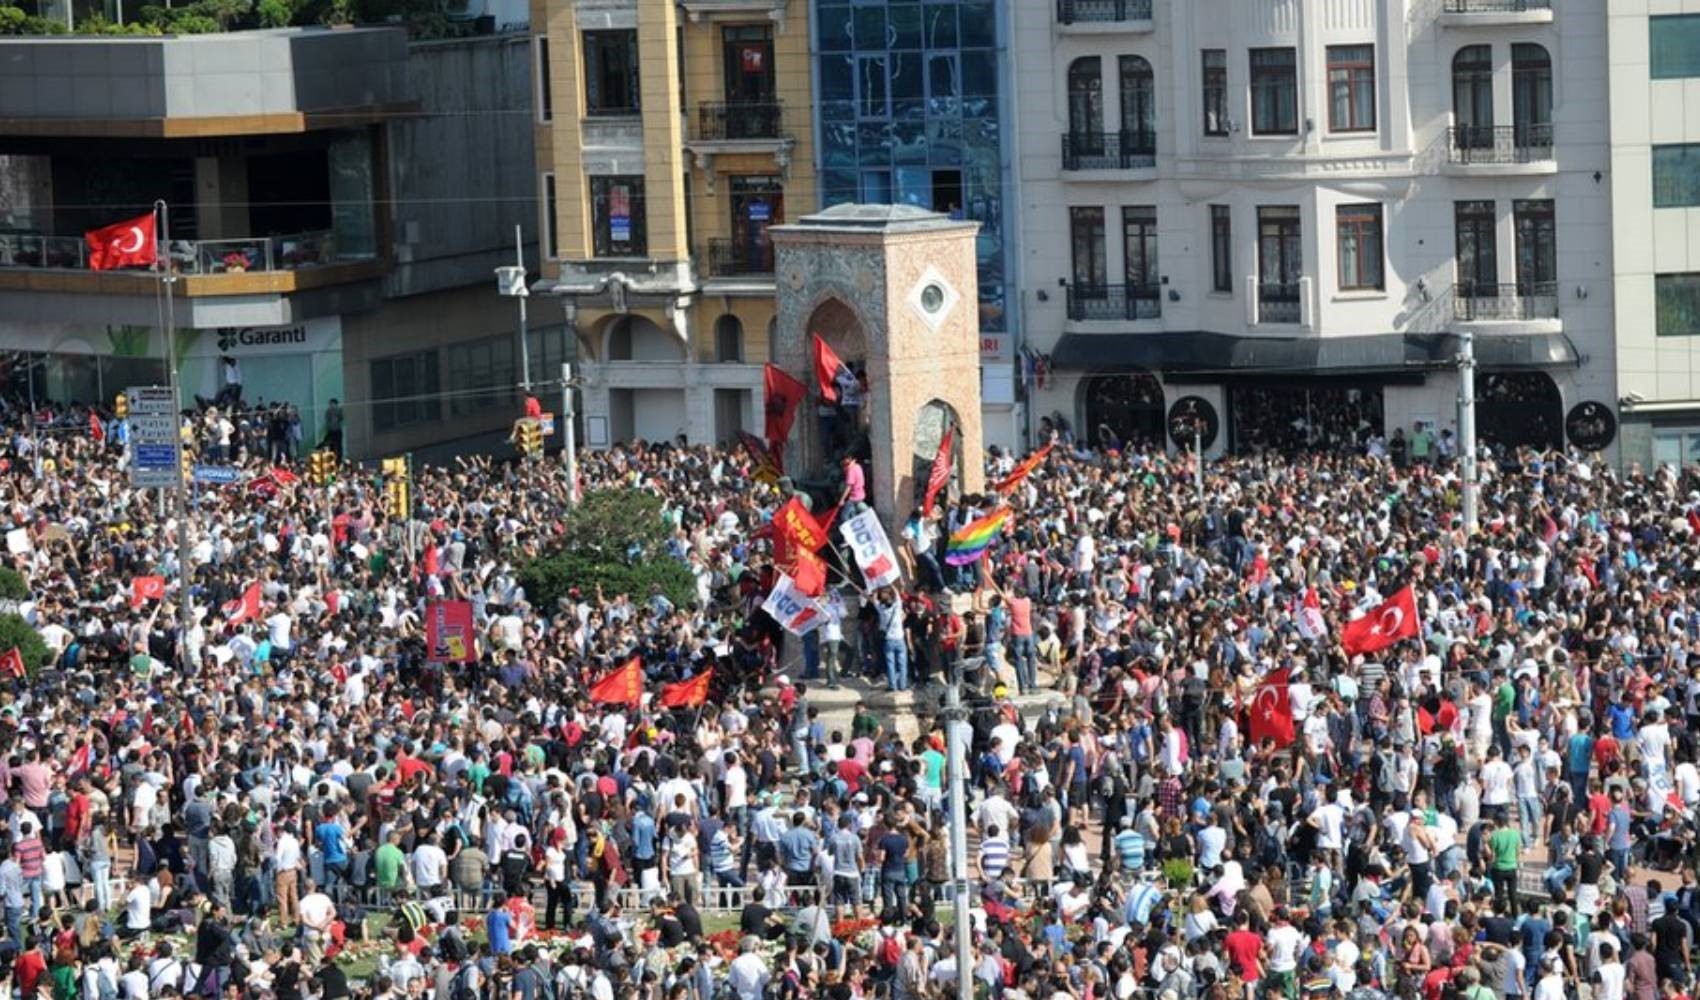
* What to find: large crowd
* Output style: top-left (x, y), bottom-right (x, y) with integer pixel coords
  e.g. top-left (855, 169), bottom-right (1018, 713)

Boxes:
top-left (0, 388), bottom-right (1691, 1000)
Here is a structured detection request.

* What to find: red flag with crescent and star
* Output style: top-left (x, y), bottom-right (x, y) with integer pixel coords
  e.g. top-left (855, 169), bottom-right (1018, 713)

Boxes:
top-left (588, 657), bottom-right (643, 707)
top-left (131, 575), bottom-right (166, 608)
top-left (1248, 667), bottom-right (1296, 748)
top-left (1341, 584), bottom-right (1420, 657)
top-left (659, 668), bottom-right (714, 709)
top-left (85, 213), bottom-right (158, 271)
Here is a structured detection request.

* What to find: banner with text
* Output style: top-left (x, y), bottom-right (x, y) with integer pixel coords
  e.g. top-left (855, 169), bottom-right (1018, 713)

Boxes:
top-left (838, 508), bottom-right (902, 590)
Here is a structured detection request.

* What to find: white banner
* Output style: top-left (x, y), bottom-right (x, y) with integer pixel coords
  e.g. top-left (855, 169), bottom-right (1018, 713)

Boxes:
top-left (838, 509), bottom-right (902, 590)
top-left (762, 573), bottom-right (826, 636)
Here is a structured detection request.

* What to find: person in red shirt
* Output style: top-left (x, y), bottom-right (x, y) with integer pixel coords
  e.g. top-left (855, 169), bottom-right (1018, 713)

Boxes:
top-left (63, 777), bottom-right (91, 850)
top-left (1588, 779), bottom-right (1613, 837)
top-left (13, 937), bottom-right (45, 997)
top-left (1222, 910), bottom-right (1264, 987)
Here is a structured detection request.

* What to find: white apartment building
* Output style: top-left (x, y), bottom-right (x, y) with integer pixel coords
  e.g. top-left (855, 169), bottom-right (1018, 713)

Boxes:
top-left (1609, 1), bottom-right (1700, 469)
top-left (1013, 0), bottom-right (1618, 458)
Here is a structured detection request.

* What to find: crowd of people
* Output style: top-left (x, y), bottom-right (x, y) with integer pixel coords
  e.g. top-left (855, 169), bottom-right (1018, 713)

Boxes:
top-left (0, 388), bottom-right (1691, 1000)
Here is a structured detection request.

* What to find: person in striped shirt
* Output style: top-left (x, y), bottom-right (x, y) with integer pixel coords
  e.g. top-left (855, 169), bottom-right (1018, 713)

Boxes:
top-left (1113, 815), bottom-right (1146, 875)
top-left (977, 825), bottom-right (1011, 883)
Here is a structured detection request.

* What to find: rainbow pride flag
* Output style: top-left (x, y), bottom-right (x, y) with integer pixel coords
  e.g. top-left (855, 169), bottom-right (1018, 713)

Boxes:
top-left (945, 508), bottom-right (1011, 566)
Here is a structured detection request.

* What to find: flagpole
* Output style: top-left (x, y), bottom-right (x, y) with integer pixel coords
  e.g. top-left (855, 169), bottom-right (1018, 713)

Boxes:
top-left (157, 198), bottom-right (194, 670)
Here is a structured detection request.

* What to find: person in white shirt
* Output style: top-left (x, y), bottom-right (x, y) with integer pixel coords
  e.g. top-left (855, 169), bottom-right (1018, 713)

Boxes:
top-left (1480, 746), bottom-right (1515, 809)
top-left (1593, 940), bottom-right (1626, 1000)
top-left (123, 878), bottom-right (152, 936)
top-left (727, 937), bottom-right (771, 1000)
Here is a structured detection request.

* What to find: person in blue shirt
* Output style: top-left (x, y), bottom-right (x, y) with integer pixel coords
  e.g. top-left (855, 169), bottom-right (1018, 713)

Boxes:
top-left (1607, 786), bottom-right (1633, 881)
top-left (630, 810), bottom-right (657, 887)
top-left (485, 902), bottom-right (512, 955)
top-left (313, 805), bottom-right (351, 900)
top-left (1609, 697), bottom-right (1637, 741)
top-left (778, 813), bottom-right (818, 885)
top-left (1566, 727), bottom-right (1595, 803)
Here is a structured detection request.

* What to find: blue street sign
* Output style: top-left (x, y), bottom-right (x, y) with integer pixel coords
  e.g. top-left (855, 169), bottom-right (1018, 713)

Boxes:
top-left (192, 465), bottom-right (240, 484)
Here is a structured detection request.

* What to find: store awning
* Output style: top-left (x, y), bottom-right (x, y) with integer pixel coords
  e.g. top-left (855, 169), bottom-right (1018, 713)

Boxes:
top-left (1048, 330), bottom-right (1580, 376)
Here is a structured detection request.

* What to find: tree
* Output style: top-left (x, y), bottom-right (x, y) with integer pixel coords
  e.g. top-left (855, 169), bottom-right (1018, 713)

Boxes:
top-left (518, 488), bottom-right (696, 612)
top-left (0, 567), bottom-right (27, 601)
top-left (0, 613), bottom-right (51, 675)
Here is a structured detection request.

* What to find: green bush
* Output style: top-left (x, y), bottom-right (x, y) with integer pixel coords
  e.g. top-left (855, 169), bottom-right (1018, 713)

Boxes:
top-left (0, 613), bottom-right (52, 675)
top-left (1161, 858), bottom-right (1195, 890)
top-left (0, 567), bottom-right (27, 601)
top-left (517, 487), bottom-right (696, 612)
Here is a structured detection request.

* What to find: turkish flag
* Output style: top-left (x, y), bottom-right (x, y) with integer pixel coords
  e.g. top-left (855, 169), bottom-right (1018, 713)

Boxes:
top-left (131, 575), bottom-right (166, 608)
top-left (85, 213), bottom-right (158, 271)
top-left (0, 648), bottom-right (24, 679)
top-left (762, 363), bottom-right (807, 467)
top-left (812, 334), bottom-right (850, 402)
top-left (1341, 585), bottom-right (1420, 657)
top-left (269, 466), bottom-right (299, 486)
top-left (221, 580), bottom-right (262, 625)
top-left (659, 668), bottom-right (714, 709)
top-left (588, 657), bottom-right (643, 707)
top-left (1295, 586), bottom-right (1327, 641)
top-left (89, 411), bottom-right (105, 443)
top-left (1248, 667), bottom-right (1296, 748)
top-left (922, 426), bottom-right (954, 517)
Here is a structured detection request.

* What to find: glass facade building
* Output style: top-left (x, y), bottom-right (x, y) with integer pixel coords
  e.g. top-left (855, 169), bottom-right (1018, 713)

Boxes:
top-left (814, 0), bottom-right (1010, 334)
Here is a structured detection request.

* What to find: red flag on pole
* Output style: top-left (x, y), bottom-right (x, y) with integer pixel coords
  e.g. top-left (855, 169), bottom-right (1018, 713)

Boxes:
top-left (1341, 585), bottom-right (1420, 657)
top-left (811, 334), bottom-right (850, 402)
top-left (221, 581), bottom-right (262, 625)
top-left (762, 364), bottom-right (807, 468)
top-left (994, 443), bottom-right (1053, 495)
top-left (659, 668), bottom-right (714, 709)
top-left (922, 426), bottom-right (954, 517)
top-left (89, 411), bottom-right (104, 443)
top-left (588, 657), bottom-right (643, 707)
top-left (131, 575), bottom-right (166, 608)
top-left (1248, 667), bottom-right (1296, 748)
top-left (0, 647), bottom-right (24, 679)
top-left (84, 213), bottom-right (157, 271)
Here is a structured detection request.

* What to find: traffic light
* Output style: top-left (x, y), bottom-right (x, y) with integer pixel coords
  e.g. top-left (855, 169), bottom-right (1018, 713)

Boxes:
top-left (113, 393), bottom-right (128, 420)
top-left (307, 449), bottom-right (336, 486)
top-left (517, 419), bottom-right (543, 457)
top-left (381, 457), bottom-right (409, 518)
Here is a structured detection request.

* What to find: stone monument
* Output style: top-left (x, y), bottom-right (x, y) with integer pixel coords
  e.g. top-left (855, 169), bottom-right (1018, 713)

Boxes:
top-left (768, 204), bottom-right (985, 534)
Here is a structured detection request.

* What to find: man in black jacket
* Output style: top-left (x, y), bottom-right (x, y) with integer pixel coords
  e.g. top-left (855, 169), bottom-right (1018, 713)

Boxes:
top-left (193, 902), bottom-right (235, 998)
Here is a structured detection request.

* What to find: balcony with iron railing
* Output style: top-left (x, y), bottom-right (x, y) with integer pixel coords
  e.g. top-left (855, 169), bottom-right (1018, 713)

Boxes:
top-left (1055, 0), bottom-right (1153, 28)
top-left (1066, 283), bottom-right (1161, 321)
top-left (1061, 129), bottom-right (1157, 172)
top-left (1445, 124), bottom-right (1554, 170)
top-left (1454, 282), bottom-right (1559, 323)
top-left (1440, 0), bottom-right (1553, 25)
top-left (0, 229), bottom-right (381, 295)
top-left (1257, 282), bottom-right (1302, 325)
top-left (692, 101), bottom-right (786, 143)
top-left (703, 238), bottom-right (774, 279)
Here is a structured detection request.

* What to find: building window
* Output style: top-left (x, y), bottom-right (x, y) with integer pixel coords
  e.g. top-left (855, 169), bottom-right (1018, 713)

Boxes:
top-left (583, 30), bottom-right (640, 115)
top-left (1657, 274), bottom-right (1700, 336)
top-left (1122, 206), bottom-right (1157, 290)
top-left (858, 55), bottom-right (889, 119)
top-left (590, 176), bottom-right (646, 257)
top-left (1257, 205), bottom-right (1302, 305)
top-left (1652, 16), bottom-right (1700, 79)
top-left (714, 315), bottom-right (744, 363)
top-left (1452, 45), bottom-right (1494, 150)
top-left (535, 35), bottom-right (552, 123)
top-left (1202, 49), bottom-right (1228, 136)
top-left (1249, 48), bottom-right (1297, 136)
top-left (1513, 199), bottom-right (1556, 292)
top-left (1335, 203), bottom-right (1384, 291)
top-left (371, 351), bottom-right (441, 432)
top-left (1512, 44), bottom-right (1552, 134)
top-left (446, 335), bottom-right (516, 418)
top-left (1067, 56), bottom-right (1103, 138)
top-left (1210, 205), bottom-right (1232, 293)
top-left (1070, 207), bottom-right (1106, 290)
top-left (1119, 56), bottom-right (1155, 145)
top-left (541, 172), bottom-right (557, 259)
top-left (1654, 145), bottom-right (1700, 208)
top-left (1326, 45), bottom-right (1375, 133)
top-left (1455, 200), bottom-right (1498, 293)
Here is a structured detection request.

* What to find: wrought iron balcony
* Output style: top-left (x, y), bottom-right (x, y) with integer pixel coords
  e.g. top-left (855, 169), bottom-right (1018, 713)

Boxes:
top-left (1455, 282), bottom-right (1559, 322)
top-left (1055, 0), bottom-right (1152, 23)
top-left (1257, 282), bottom-right (1301, 324)
top-left (1443, 0), bottom-right (1549, 11)
top-left (1066, 283), bottom-right (1161, 321)
top-left (705, 238), bottom-right (773, 278)
top-left (694, 100), bottom-right (785, 142)
top-left (1447, 124), bottom-right (1554, 165)
top-left (1061, 129), bottom-right (1157, 171)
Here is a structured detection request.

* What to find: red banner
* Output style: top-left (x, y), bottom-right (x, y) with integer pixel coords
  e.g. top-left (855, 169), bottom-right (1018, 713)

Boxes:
top-left (922, 426), bottom-right (954, 516)
top-left (763, 364), bottom-right (807, 469)
top-left (589, 657), bottom-right (643, 707)
top-left (425, 600), bottom-right (478, 663)
top-left (994, 443), bottom-right (1053, 495)
top-left (659, 668), bottom-right (714, 709)
top-left (812, 334), bottom-right (849, 402)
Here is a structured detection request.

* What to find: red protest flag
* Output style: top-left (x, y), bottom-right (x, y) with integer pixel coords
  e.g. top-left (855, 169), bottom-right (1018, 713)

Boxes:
top-left (269, 466), bottom-right (299, 486)
top-left (1248, 668), bottom-right (1296, 748)
top-left (659, 668), bottom-right (714, 709)
top-left (0, 648), bottom-right (24, 679)
top-left (85, 212), bottom-right (157, 272)
top-left (922, 426), bottom-right (954, 517)
top-left (994, 443), bottom-right (1054, 495)
top-left (89, 411), bottom-right (105, 443)
top-left (771, 497), bottom-right (829, 568)
top-left (588, 657), bottom-right (643, 707)
top-left (791, 547), bottom-right (827, 597)
top-left (762, 364), bottom-right (807, 467)
top-left (812, 334), bottom-right (850, 402)
top-left (221, 581), bottom-right (262, 625)
top-left (1341, 585), bottom-right (1420, 657)
top-left (131, 575), bottom-right (166, 608)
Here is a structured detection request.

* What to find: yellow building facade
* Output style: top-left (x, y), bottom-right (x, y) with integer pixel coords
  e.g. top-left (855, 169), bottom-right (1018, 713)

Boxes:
top-left (531, 0), bottom-right (814, 447)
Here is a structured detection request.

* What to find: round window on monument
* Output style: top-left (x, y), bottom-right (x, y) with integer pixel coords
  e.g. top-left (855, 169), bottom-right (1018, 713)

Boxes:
top-left (920, 283), bottom-right (946, 314)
